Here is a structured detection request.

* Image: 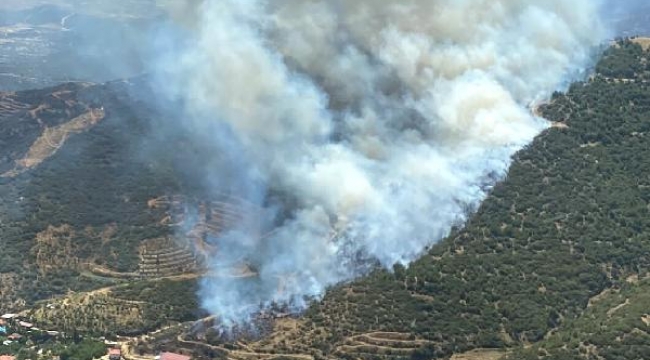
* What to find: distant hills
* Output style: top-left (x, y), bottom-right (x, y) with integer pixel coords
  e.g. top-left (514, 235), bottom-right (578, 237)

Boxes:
top-left (0, 3), bottom-right (162, 90)
top-left (607, 0), bottom-right (650, 37)
top-left (0, 1), bottom-right (648, 92)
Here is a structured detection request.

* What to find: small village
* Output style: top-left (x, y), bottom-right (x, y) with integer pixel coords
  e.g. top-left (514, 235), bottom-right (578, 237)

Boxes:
top-left (0, 313), bottom-right (191, 360)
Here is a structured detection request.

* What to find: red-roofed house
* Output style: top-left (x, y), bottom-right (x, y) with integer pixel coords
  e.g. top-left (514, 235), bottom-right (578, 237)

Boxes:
top-left (159, 352), bottom-right (190, 360)
top-left (0, 355), bottom-right (16, 360)
top-left (108, 348), bottom-right (121, 360)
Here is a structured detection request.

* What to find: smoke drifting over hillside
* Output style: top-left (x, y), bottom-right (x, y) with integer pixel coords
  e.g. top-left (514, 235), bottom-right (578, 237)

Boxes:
top-left (156, 0), bottom-right (606, 326)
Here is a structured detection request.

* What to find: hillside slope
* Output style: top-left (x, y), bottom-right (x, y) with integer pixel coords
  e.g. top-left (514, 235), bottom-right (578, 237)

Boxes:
top-left (0, 77), bottom-right (216, 309)
top-left (2, 39), bottom-right (650, 360)
top-left (268, 39), bottom-right (650, 360)
top-left (506, 277), bottom-right (650, 360)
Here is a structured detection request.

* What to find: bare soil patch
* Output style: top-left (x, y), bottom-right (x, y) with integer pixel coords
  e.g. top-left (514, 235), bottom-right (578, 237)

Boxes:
top-left (632, 37), bottom-right (650, 50)
top-left (450, 349), bottom-right (505, 360)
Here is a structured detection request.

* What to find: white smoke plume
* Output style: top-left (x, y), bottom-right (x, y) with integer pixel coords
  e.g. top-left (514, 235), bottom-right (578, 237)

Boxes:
top-left (155, 0), bottom-right (606, 326)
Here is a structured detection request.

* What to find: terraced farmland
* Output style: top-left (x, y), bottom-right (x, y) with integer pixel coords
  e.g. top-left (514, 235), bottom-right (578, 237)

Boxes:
top-left (335, 332), bottom-right (434, 359)
top-left (138, 237), bottom-right (198, 278)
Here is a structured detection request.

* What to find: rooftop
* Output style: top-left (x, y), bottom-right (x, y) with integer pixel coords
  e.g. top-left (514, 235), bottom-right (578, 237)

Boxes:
top-left (160, 352), bottom-right (190, 360)
top-left (18, 321), bottom-right (33, 328)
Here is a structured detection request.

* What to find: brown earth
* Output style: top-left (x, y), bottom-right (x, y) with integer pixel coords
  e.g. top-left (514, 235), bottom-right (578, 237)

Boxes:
top-left (632, 37), bottom-right (650, 50)
top-left (3, 107), bottom-right (105, 177)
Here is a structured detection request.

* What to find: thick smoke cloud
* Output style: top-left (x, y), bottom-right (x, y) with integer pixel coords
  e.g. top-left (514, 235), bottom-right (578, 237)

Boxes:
top-left (156, 0), bottom-right (606, 326)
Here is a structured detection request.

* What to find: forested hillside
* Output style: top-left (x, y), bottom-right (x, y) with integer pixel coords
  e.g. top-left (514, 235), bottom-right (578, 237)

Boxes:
top-left (506, 277), bottom-right (650, 360)
top-left (3, 39), bottom-right (650, 360)
top-left (0, 78), bottom-right (209, 308)
top-left (280, 39), bottom-right (650, 360)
